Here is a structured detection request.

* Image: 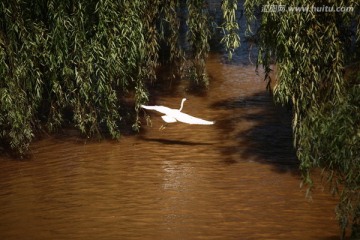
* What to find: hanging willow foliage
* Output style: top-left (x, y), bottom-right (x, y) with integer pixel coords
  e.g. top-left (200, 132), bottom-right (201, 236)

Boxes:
top-left (159, 0), bottom-right (185, 78)
top-left (186, 0), bottom-right (211, 86)
top-left (244, 0), bottom-right (359, 238)
top-left (0, 0), bottom-right (153, 154)
top-left (221, 0), bottom-right (240, 59)
top-left (1, 0), bottom-right (241, 156)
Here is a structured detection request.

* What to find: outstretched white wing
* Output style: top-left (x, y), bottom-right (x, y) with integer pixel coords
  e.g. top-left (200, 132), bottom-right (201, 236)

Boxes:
top-left (174, 112), bottom-right (214, 125)
top-left (140, 105), bottom-right (172, 115)
top-left (141, 102), bottom-right (214, 125)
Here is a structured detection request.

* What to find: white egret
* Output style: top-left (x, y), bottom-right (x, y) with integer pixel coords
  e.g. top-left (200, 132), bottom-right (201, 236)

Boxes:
top-left (141, 98), bottom-right (214, 128)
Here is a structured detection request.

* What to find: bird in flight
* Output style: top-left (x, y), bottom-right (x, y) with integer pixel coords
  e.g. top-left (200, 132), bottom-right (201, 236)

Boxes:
top-left (141, 98), bottom-right (214, 129)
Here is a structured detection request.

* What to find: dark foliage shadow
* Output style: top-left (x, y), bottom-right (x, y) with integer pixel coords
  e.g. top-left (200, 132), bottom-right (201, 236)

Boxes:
top-left (146, 65), bottom-right (184, 98)
top-left (211, 91), bottom-right (298, 174)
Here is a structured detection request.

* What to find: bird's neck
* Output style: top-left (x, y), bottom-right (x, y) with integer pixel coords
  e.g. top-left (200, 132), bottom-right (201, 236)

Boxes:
top-left (179, 100), bottom-right (185, 111)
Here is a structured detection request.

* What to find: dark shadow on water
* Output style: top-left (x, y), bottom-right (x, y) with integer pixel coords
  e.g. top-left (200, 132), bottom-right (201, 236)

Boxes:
top-left (320, 236), bottom-right (346, 240)
top-left (211, 91), bottom-right (298, 174)
top-left (139, 136), bottom-right (213, 146)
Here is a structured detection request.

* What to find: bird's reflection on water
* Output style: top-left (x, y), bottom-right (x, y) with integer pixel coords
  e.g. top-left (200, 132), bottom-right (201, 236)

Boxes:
top-left (139, 136), bottom-right (214, 146)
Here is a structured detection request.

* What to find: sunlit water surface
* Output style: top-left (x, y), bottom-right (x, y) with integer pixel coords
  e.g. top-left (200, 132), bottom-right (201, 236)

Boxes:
top-left (0, 53), bottom-right (341, 240)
